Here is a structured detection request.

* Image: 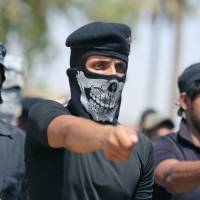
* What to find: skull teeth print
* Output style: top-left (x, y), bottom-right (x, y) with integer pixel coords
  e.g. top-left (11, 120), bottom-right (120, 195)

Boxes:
top-left (90, 86), bottom-right (114, 109)
top-left (76, 71), bottom-right (124, 122)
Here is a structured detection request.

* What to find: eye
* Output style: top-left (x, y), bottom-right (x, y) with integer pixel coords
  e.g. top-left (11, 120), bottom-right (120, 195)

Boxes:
top-left (115, 63), bottom-right (127, 74)
top-left (92, 61), bottom-right (108, 70)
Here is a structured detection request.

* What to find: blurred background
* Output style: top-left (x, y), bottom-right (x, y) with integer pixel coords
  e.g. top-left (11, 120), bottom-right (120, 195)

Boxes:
top-left (0, 0), bottom-right (200, 127)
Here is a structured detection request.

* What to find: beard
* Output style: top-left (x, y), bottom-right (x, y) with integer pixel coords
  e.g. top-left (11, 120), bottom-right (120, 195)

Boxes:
top-left (190, 105), bottom-right (200, 135)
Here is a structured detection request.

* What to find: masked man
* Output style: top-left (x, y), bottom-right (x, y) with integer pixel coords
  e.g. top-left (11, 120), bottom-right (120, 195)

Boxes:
top-left (0, 54), bottom-right (24, 126)
top-left (153, 63), bottom-right (200, 200)
top-left (0, 44), bottom-right (26, 200)
top-left (26, 22), bottom-right (154, 200)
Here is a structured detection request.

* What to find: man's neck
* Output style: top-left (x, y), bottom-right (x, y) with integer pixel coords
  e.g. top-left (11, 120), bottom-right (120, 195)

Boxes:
top-left (186, 118), bottom-right (200, 147)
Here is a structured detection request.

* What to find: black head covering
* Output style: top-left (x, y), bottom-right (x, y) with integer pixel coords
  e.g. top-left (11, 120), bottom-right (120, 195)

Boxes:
top-left (178, 63), bottom-right (200, 93)
top-left (0, 44), bottom-right (6, 103)
top-left (65, 21), bottom-right (132, 124)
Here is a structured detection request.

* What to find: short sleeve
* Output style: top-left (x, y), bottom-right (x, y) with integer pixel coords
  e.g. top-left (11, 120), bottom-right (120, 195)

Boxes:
top-left (153, 134), bottom-right (180, 168)
top-left (27, 100), bottom-right (70, 146)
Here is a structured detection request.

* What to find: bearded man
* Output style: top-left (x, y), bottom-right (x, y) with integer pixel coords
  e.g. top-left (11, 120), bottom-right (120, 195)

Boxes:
top-left (153, 63), bottom-right (200, 200)
top-left (26, 21), bottom-right (154, 200)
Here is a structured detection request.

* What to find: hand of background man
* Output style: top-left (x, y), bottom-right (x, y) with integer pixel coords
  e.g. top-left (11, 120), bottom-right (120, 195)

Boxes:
top-left (101, 125), bottom-right (138, 163)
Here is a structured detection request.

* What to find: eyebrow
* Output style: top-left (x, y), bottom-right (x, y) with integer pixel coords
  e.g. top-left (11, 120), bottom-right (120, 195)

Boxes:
top-left (89, 59), bottom-right (125, 64)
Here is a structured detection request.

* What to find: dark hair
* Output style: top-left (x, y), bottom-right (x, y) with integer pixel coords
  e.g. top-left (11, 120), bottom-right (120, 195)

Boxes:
top-left (178, 80), bottom-right (200, 116)
top-left (140, 108), bottom-right (156, 124)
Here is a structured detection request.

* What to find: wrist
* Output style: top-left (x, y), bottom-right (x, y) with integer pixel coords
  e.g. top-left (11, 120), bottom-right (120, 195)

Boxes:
top-left (98, 125), bottom-right (113, 150)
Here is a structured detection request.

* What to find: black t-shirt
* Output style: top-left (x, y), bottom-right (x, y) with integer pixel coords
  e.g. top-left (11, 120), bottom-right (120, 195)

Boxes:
top-left (153, 120), bottom-right (200, 200)
top-left (26, 100), bottom-right (154, 200)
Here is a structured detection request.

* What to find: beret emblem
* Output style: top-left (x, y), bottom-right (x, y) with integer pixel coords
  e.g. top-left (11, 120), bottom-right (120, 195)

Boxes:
top-left (126, 37), bottom-right (132, 45)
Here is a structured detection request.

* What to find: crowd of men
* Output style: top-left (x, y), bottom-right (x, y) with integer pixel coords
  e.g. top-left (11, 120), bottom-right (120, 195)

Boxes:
top-left (1, 21), bottom-right (200, 200)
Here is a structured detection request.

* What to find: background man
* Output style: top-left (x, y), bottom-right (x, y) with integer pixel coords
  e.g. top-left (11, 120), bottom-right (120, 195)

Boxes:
top-left (26, 22), bottom-right (154, 200)
top-left (0, 44), bottom-right (26, 200)
top-left (153, 63), bottom-right (200, 200)
top-left (139, 108), bottom-right (174, 140)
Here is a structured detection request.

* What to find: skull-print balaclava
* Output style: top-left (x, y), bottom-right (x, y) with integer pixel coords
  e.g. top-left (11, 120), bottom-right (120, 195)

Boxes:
top-left (65, 22), bottom-right (131, 125)
top-left (67, 49), bottom-right (127, 124)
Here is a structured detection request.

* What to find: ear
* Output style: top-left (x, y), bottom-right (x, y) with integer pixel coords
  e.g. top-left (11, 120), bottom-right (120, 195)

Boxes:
top-left (179, 92), bottom-right (190, 112)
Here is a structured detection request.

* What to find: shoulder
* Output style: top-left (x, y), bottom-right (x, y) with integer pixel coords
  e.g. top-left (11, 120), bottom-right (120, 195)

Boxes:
top-left (153, 133), bottom-right (177, 145)
top-left (27, 100), bottom-right (70, 146)
top-left (29, 100), bottom-right (70, 124)
top-left (153, 133), bottom-right (182, 167)
top-left (0, 119), bottom-right (25, 139)
top-left (153, 133), bottom-right (178, 152)
top-left (30, 99), bottom-right (69, 115)
top-left (0, 121), bottom-right (25, 154)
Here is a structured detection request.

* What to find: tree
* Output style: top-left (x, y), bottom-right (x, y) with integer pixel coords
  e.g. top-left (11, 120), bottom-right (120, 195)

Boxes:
top-left (143, 0), bottom-right (195, 117)
top-left (74, 0), bottom-right (144, 26)
top-left (0, 0), bottom-right (74, 90)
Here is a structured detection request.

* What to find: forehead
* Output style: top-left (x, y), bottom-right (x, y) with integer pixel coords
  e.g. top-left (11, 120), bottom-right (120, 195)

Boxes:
top-left (86, 55), bottom-right (125, 63)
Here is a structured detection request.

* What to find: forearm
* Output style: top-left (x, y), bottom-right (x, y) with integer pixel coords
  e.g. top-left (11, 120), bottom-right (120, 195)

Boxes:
top-left (48, 115), bottom-right (112, 153)
top-left (164, 161), bottom-right (200, 193)
top-left (63, 116), bottom-right (113, 152)
top-left (48, 114), bottom-right (138, 162)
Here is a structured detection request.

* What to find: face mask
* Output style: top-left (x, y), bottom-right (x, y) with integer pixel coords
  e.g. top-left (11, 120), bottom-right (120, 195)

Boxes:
top-left (0, 88), bottom-right (22, 124)
top-left (67, 68), bottom-right (125, 124)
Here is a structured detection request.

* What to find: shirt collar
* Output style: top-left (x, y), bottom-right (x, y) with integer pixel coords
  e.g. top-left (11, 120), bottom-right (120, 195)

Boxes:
top-left (178, 118), bottom-right (200, 149)
top-left (0, 119), bottom-right (12, 137)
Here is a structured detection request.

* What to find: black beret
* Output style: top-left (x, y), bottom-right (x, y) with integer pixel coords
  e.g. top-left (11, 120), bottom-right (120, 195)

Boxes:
top-left (178, 63), bottom-right (200, 92)
top-left (66, 22), bottom-right (132, 56)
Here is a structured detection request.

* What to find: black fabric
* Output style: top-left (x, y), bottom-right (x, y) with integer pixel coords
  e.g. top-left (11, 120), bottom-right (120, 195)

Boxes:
top-left (0, 88), bottom-right (2, 104)
top-left (20, 97), bottom-right (45, 122)
top-left (0, 44), bottom-right (6, 103)
top-left (0, 118), bottom-right (26, 200)
top-left (178, 63), bottom-right (200, 92)
top-left (153, 119), bottom-right (200, 200)
top-left (0, 44), bottom-right (6, 82)
top-left (26, 100), bottom-right (154, 200)
top-left (70, 48), bottom-right (129, 67)
top-left (66, 22), bottom-right (131, 56)
top-left (27, 100), bottom-right (70, 146)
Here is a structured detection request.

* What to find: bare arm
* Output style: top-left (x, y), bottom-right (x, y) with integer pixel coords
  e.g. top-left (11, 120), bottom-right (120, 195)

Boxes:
top-left (155, 159), bottom-right (200, 193)
top-left (47, 115), bottom-right (138, 162)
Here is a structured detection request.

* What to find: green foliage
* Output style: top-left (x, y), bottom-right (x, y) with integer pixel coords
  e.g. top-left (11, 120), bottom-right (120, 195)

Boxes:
top-left (0, 0), bottom-right (73, 68)
top-left (74, 0), bottom-right (143, 26)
